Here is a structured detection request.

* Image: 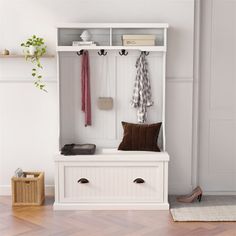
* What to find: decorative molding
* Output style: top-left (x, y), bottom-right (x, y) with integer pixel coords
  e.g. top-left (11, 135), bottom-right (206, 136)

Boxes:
top-left (0, 185), bottom-right (54, 196)
top-left (166, 77), bottom-right (193, 83)
top-left (0, 77), bottom-right (193, 84)
top-left (3, 185), bottom-right (235, 196)
top-left (191, 0), bottom-right (201, 189)
top-left (203, 191), bottom-right (236, 196)
top-left (0, 76), bottom-right (57, 83)
top-left (209, 0), bottom-right (214, 112)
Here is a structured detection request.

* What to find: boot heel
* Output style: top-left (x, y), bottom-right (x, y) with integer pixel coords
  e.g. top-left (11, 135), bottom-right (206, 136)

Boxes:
top-left (197, 194), bottom-right (202, 202)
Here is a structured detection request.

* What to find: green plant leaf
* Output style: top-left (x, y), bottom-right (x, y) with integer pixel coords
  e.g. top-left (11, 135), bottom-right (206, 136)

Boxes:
top-left (22, 35), bottom-right (47, 92)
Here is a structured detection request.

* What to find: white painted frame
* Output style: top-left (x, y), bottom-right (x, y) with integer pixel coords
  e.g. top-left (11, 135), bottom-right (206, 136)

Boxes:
top-left (56, 23), bottom-right (169, 151)
top-left (55, 24), bottom-right (169, 210)
top-left (192, 0), bottom-right (201, 188)
top-left (56, 23), bottom-right (169, 52)
top-left (54, 150), bottom-right (169, 210)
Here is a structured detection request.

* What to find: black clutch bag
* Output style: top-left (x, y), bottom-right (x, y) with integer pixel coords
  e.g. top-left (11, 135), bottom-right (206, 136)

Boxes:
top-left (61, 144), bottom-right (96, 156)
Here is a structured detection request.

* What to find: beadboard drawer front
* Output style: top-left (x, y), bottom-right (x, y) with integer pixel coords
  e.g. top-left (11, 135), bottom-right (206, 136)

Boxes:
top-left (59, 164), bottom-right (164, 203)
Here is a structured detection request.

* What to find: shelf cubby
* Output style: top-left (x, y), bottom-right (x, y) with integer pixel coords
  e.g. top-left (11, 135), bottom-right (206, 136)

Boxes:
top-left (58, 28), bottom-right (111, 46)
top-left (56, 23), bottom-right (168, 52)
top-left (112, 28), bottom-right (164, 46)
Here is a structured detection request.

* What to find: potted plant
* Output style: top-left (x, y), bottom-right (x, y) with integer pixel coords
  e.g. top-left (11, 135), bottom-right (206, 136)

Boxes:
top-left (21, 35), bottom-right (47, 91)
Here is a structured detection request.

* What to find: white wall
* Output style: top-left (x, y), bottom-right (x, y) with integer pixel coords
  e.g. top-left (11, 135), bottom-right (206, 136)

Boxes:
top-left (0, 0), bottom-right (194, 195)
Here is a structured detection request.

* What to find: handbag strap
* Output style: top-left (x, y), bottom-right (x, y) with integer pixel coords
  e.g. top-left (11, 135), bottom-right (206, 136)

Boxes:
top-left (100, 56), bottom-right (111, 97)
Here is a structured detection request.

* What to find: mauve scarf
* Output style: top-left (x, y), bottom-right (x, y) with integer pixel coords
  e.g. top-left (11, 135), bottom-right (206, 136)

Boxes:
top-left (81, 50), bottom-right (91, 126)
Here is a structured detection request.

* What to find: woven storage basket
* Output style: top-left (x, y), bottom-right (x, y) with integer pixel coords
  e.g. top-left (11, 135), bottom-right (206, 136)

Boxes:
top-left (11, 172), bottom-right (45, 206)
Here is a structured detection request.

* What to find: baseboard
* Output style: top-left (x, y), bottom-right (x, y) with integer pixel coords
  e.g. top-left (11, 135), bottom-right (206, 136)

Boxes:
top-left (0, 185), bottom-right (54, 196)
top-left (2, 184), bottom-right (234, 197)
top-left (203, 191), bottom-right (236, 195)
top-left (53, 202), bottom-right (169, 210)
top-left (169, 185), bottom-right (236, 196)
top-left (169, 187), bottom-right (236, 196)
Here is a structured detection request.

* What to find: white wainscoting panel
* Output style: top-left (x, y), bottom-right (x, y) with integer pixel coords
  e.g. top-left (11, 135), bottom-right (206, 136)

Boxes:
top-left (0, 77), bottom-right (193, 195)
top-left (0, 82), bottom-right (58, 187)
top-left (166, 80), bottom-right (193, 194)
top-left (59, 51), bottom-right (163, 148)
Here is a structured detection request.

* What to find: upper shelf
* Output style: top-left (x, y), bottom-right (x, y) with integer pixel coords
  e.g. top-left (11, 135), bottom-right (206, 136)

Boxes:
top-left (56, 23), bottom-right (168, 52)
top-left (0, 54), bottom-right (55, 58)
top-left (56, 23), bottom-right (169, 29)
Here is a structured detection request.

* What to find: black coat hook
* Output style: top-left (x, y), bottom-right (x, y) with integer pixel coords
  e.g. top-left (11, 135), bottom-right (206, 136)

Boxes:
top-left (98, 49), bottom-right (107, 56)
top-left (143, 51), bottom-right (149, 56)
top-left (119, 49), bottom-right (128, 56)
top-left (76, 50), bottom-right (84, 56)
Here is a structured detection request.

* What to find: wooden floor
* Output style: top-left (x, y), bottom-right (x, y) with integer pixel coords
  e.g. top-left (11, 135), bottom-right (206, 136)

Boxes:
top-left (0, 197), bottom-right (235, 236)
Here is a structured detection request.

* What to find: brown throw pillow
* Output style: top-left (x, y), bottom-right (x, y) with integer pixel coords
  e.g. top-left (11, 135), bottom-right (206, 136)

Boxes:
top-left (118, 122), bottom-right (161, 152)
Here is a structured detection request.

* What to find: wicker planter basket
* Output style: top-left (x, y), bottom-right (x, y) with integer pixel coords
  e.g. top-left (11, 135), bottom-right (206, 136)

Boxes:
top-left (11, 172), bottom-right (45, 206)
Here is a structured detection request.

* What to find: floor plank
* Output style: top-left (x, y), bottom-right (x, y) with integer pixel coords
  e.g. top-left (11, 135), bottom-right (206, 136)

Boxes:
top-left (0, 197), bottom-right (235, 236)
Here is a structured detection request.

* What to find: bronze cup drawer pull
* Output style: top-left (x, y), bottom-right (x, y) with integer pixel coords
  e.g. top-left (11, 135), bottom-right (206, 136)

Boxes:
top-left (77, 178), bottom-right (89, 184)
top-left (133, 178), bottom-right (145, 184)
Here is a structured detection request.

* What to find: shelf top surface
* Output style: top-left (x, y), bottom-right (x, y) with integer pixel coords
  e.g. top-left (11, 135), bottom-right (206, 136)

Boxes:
top-left (57, 46), bottom-right (166, 52)
top-left (57, 23), bottom-right (169, 29)
top-left (55, 149), bottom-right (169, 162)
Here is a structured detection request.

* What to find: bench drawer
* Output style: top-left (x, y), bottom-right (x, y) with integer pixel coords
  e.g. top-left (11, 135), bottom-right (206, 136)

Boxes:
top-left (59, 164), bottom-right (164, 203)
